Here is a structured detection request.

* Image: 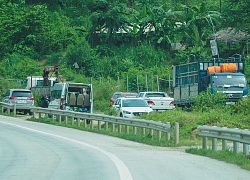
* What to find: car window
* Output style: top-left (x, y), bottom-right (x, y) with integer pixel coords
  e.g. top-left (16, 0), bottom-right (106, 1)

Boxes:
top-left (123, 99), bottom-right (148, 107)
top-left (114, 94), bottom-right (121, 99)
top-left (146, 93), bottom-right (166, 97)
top-left (12, 91), bottom-right (32, 97)
top-left (138, 93), bottom-right (143, 97)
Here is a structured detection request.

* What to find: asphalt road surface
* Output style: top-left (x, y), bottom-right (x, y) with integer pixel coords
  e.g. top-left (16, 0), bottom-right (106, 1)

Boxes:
top-left (0, 115), bottom-right (249, 180)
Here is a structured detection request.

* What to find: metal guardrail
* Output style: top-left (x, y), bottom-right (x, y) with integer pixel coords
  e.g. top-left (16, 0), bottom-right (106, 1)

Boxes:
top-left (0, 102), bottom-right (16, 116)
top-left (31, 107), bottom-right (179, 144)
top-left (198, 125), bottom-right (250, 155)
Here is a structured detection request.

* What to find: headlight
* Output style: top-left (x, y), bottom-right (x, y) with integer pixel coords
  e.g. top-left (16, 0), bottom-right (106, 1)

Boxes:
top-left (123, 110), bottom-right (131, 114)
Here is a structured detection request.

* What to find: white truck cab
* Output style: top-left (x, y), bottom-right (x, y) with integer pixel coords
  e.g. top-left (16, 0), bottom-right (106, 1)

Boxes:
top-left (48, 82), bottom-right (93, 113)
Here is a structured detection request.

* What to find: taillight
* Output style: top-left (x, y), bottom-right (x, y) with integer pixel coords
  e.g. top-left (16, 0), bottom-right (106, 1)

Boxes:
top-left (170, 101), bottom-right (174, 105)
top-left (10, 96), bottom-right (16, 100)
top-left (28, 97), bottom-right (34, 100)
top-left (147, 100), bottom-right (155, 105)
top-left (60, 98), bottom-right (64, 110)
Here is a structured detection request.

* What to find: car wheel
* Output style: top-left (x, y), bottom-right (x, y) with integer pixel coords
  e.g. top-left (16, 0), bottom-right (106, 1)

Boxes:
top-left (28, 111), bottom-right (33, 115)
top-left (120, 113), bottom-right (123, 117)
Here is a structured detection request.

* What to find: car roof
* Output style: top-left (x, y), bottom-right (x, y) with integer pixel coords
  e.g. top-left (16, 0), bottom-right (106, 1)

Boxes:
top-left (114, 92), bottom-right (137, 94)
top-left (117, 97), bottom-right (143, 100)
top-left (139, 91), bottom-right (165, 93)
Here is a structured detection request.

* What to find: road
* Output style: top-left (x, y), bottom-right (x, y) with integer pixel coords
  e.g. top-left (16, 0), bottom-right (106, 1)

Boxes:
top-left (0, 115), bottom-right (249, 180)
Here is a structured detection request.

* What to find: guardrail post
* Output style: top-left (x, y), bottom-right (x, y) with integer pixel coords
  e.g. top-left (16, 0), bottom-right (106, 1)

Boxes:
top-left (142, 127), bottom-right (145, 135)
top-left (105, 122), bottom-right (108, 131)
top-left (77, 118), bottom-right (80, 127)
top-left (71, 116), bottom-right (74, 126)
top-left (91, 120), bottom-right (94, 130)
top-left (83, 119), bottom-right (87, 128)
top-left (202, 137), bottom-right (208, 149)
top-left (111, 123), bottom-right (115, 132)
top-left (65, 116), bottom-right (68, 124)
top-left (233, 141), bottom-right (239, 153)
top-left (150, 129), bottom-right (153, 137)
top-left (165, 122), bottom-right (170, 141)
top-left (243, 144), bottom-right (249, 155)
top-left (98, 121), bottom-right (101, 130)
top-left (133, 127), bottom-right (137, 135)
top-left (157, 130), bottom-right (162, 140)
top-left (58, 115), bottom-right (62, 124)
top-left (212, 137), bottom-right (217, 151)
top-left (13, 104), bottom-right (16, 116)
top-left (7, 107), bottom-right (10, 115)
top-left (174, 122), bottom-right (179, 144)
top-left (125, 125), bottom-right (129, 134)
top-left (118, 124), bottom-right (122, 134)
top-left (1, 106), bottom-right (3, 113)
top-left (222, 139), bottom-right (228, 151)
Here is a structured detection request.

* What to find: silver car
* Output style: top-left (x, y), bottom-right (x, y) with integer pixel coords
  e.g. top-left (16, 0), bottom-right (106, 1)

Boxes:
top-left (2, 89), bottom-right (34, 115)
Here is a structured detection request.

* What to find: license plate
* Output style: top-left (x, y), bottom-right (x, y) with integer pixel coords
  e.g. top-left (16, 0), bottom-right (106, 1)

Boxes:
top-left (17, 100), bottom-right (25, 103)
top-left (226, 102), bottom-right (235, 105)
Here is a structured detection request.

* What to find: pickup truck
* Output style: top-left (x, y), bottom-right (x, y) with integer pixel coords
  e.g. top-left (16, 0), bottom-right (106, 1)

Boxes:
top-left (137, 92), bottom-right (175, 111)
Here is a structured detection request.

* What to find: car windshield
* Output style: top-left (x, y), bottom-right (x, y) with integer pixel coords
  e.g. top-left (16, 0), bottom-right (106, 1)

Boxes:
top-left (52, 90), bottom-right (62, 99)
top-left (122, 99), bottom-right (148, 107)
top-left (12, 91), bottom-right (32, 97)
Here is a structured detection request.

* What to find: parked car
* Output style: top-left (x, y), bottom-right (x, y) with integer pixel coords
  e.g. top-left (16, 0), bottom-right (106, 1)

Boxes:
top-left (137, 91), bottom-right (175, 111)
top-left (112, 97), bottom-right (152, 118)
top-left (2, 89), bottom-right (34, 115)
top-left (110, 92), bottom-right (138, 106)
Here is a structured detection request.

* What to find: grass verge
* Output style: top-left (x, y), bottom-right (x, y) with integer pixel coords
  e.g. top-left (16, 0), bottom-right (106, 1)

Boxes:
top-left (186, 148), bottom-right (250, 171)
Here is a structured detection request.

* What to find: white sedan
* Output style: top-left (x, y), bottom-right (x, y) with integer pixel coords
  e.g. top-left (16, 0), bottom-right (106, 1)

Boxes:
top-left (112, 97), bottom-right (153, 118)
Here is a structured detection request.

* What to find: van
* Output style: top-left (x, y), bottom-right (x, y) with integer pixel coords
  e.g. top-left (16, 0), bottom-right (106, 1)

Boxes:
top-left (48, 82), bottom-right (93, 113)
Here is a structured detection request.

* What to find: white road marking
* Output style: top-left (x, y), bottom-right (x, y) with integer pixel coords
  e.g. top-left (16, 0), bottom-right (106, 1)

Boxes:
top-left (0, 121), bottom-right (133, 180)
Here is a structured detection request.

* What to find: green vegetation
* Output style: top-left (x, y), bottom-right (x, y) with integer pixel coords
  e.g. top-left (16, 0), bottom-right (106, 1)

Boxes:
top-left (0, 0), bottom-right (250, 171)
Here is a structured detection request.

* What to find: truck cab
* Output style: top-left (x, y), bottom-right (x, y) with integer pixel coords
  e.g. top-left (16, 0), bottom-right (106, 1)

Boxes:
top-left (48, 82), bottom-right (93, 113)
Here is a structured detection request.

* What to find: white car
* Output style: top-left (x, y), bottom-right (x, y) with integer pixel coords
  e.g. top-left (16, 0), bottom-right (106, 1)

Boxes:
top-left (137, 91), bottom-right (175, 111)
top-left (112, 97), bottom-right (153, 118)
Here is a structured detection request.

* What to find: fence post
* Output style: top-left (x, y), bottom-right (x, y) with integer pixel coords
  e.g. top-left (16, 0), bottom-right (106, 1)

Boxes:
top-left (174, 122), bottom-right (179, 144)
